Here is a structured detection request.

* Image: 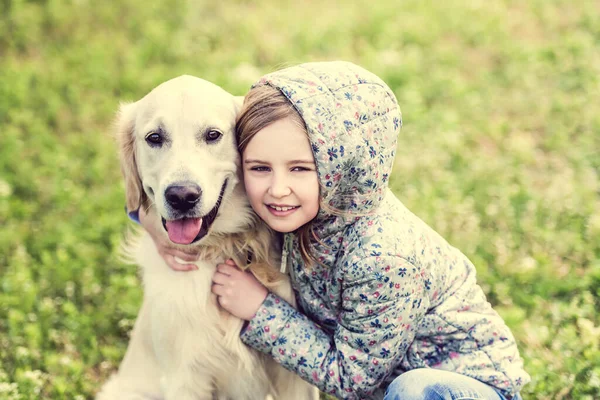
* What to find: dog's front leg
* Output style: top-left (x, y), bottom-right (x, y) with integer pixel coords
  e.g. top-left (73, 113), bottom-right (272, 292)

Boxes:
top-left (96, 296), bottom-right (163, 399)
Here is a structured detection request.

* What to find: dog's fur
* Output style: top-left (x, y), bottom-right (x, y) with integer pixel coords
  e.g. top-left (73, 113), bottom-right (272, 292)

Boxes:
top-left (96, 76), bottom-right (318, 400)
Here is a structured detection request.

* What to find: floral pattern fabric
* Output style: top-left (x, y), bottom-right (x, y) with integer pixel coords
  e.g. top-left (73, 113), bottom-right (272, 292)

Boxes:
top-left (240, 61), bottom-right (530, 399)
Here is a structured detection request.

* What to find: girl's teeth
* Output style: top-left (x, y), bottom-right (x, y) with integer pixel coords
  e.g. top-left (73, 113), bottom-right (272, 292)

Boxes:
top-left (272, 206), bottom-right (294, 211)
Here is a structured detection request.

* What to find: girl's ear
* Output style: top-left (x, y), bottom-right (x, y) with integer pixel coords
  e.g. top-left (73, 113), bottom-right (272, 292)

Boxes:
top-left (114, 101), bottom-right (146, 213)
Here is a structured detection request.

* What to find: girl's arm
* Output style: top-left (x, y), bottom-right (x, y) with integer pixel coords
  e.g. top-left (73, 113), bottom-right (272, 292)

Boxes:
top-left (240, 255), bottom-right (426, 399)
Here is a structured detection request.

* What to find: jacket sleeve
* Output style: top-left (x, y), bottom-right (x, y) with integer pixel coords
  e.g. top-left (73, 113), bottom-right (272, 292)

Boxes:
top-left (240, 256), bottom-right (427, 399)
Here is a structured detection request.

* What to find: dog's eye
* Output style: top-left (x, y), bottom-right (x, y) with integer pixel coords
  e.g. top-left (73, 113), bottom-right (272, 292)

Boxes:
top-left (145, 132), bottom-right (164, 146)
top-left (205, 129), bottom-right (222, 143)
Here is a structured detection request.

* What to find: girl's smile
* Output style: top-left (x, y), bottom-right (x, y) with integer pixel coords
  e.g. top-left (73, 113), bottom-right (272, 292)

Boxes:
top-left (266, 203), bottom-right (300, 215)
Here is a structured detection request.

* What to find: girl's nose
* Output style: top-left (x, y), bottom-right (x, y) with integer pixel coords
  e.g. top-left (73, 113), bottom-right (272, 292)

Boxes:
top-left (268, 174), bottom-right (292, 198)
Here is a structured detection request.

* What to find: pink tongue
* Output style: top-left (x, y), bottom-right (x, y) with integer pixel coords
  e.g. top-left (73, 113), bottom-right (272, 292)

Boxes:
top-left (165, 218), bottom-right (203, 244)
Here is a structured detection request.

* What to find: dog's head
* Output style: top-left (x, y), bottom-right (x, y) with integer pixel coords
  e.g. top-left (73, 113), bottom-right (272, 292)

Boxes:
top-left (116, 75), bottom-right (250, 245)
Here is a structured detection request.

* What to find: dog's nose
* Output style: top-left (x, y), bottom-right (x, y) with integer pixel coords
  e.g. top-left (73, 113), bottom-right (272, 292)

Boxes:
top-left (165, 184), bottom-right (202, 212)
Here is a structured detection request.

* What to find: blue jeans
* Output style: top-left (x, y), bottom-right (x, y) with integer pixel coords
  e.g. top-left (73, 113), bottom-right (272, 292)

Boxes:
top-left (384, 368), bottom-right (522, 400)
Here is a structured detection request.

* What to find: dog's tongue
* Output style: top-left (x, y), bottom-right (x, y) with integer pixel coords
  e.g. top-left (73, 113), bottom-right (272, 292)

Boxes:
top-left (165, 218), bottom-right (202, 244)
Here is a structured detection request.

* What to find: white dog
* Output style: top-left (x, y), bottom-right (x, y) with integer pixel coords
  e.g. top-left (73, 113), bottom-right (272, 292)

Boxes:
top-left (96, 76), bottom-right (319, 400)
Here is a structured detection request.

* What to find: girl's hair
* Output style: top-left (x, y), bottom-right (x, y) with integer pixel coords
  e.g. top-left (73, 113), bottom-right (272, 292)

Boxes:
top-left (236, 85), bottom-right (319, 267)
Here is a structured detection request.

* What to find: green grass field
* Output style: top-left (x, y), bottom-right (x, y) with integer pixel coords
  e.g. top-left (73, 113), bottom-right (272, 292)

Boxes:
top-left (1, 0), bottom-right (599, 398)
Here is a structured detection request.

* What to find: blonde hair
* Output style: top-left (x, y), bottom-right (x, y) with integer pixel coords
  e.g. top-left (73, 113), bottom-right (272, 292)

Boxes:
top-left (236, 85), bottom-right (320, 267)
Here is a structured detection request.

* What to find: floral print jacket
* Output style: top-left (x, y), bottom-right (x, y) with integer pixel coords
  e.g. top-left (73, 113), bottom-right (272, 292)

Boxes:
top-left (240, 61), bottom-right (530, 399)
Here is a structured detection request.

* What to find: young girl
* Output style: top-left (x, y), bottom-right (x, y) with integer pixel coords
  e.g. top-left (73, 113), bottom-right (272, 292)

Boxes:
top-left (142, 61), bottom-right (529, 399)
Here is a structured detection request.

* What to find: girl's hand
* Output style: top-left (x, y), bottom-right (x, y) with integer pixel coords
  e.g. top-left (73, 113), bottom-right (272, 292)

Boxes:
top-left (138, 207), bottom-right (199, 272)
top-left (212, 259), bottom-right (268, 320)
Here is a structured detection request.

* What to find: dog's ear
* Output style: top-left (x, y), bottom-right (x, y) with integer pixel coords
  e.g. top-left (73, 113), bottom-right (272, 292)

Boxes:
top-left (233, 95), bottom-right (245, 116)
top-left (115, 101), bottom-right (146, 213)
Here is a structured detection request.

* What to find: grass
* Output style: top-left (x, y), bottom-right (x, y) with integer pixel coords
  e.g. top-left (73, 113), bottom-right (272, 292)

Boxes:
top-left (1, 0), bottom-right (598, 398)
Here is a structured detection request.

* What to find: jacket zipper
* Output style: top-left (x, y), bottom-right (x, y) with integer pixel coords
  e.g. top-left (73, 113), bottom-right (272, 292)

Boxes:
top-left (280, 233), bottom-right (292, 274)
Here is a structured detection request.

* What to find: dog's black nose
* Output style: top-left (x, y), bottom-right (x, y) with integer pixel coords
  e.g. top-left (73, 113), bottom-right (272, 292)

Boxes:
top-left (165, 184), bottom-right (202, 212)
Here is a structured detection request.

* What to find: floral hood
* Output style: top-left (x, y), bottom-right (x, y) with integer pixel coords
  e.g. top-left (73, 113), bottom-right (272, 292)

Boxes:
top-left (253, 61), bottom-right (402, 240)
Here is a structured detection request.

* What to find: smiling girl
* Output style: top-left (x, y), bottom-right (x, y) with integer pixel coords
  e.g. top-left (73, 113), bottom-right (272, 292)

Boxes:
top-left (144, 61), bottom-right (529, 399)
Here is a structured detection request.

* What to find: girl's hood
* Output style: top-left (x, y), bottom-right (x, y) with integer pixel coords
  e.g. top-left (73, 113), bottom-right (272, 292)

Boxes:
top-left (253, 61), bottom-right (402, 236)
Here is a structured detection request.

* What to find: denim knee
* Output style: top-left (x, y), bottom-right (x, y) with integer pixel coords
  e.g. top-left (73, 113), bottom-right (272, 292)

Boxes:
top-left (385, 377), bottom-right (416, 399)
top-left (385, 369), bottom-right (437, 400)
top-left (384, 368), bottom-right (504, 400)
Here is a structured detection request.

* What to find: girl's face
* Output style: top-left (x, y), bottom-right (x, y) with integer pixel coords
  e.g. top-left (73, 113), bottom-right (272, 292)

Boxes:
top-left (242, 117), bottom-right (319, 233)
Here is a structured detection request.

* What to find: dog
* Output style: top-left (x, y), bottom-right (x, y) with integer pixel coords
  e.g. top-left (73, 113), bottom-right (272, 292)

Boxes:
top-left (96, 75), bottom-right (319, 400)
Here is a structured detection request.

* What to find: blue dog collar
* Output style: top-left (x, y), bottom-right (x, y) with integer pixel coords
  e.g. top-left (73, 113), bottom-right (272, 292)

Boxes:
top-left (125, 206), bottom-right (140, 224)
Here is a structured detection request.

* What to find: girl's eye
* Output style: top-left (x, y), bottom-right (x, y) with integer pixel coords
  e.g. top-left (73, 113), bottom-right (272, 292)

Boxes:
top-left (291, 166), bottom-right (311, 172)
top-left (250, 166), bottom-right (270, 172)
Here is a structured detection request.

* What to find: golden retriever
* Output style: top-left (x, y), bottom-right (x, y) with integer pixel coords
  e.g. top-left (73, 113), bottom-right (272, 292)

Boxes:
top-left (96, 75), bottom-right (318, 400)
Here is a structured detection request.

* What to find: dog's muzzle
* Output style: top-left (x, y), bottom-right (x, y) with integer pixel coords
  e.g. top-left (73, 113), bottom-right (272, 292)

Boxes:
top-left (162, 179), bottom-right (228, 244)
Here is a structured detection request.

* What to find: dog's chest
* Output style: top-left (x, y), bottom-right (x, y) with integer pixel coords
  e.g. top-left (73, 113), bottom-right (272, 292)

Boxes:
top-left (144, 261), bottom-right (247, 363)
top-left (144, 262), bottom-right (229, 327)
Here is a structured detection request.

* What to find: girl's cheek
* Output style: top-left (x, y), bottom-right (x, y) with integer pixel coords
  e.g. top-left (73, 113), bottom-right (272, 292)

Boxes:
top-left (243, 179), bottom-right (262, 206)
top-left (242, 172), bottom-right (254, 191)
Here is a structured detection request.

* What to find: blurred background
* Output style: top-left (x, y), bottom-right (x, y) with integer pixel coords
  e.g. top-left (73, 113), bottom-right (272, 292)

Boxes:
top-left (0, 0), bottom-right (598, 398)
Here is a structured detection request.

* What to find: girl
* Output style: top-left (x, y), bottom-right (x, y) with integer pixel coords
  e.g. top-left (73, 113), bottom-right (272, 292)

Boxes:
top-left (141, 61), bottom-right (529, 399)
